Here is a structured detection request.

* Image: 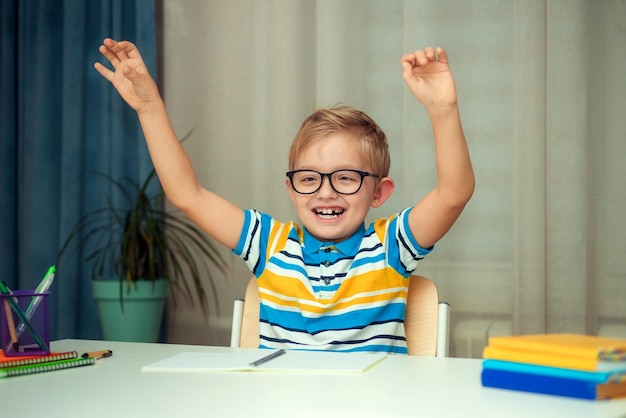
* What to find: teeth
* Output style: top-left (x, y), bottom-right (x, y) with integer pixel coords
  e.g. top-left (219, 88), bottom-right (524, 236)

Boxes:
top-left (315, 208), bottom-right (343, 218)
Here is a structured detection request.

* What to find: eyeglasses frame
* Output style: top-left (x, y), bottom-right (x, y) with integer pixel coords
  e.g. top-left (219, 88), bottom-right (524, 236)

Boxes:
top-left (285, 169), bottom-right (380, 195)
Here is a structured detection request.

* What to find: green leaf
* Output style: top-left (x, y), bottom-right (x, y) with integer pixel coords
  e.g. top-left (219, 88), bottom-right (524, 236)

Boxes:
top-left (56, 141), bottom-right (227, 316)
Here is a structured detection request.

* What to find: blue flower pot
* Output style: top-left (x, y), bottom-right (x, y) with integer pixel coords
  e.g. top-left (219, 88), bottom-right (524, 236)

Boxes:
top-left (92, 279), bottom-right (169, 342)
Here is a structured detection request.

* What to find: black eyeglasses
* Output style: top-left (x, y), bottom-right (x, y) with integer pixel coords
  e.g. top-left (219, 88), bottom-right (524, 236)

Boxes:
top-left (286, 169), bottom-right (380, 195)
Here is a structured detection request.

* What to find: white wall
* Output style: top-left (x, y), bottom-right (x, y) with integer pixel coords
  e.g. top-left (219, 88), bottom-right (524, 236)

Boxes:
top-left (161, 1), bottom-right (626, 355)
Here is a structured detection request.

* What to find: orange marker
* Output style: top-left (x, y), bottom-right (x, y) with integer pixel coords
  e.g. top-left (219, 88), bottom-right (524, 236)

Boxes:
top-left (81, 349), bottom-right (113, 359)
top-left (3, 300), bottom-right (19, 352)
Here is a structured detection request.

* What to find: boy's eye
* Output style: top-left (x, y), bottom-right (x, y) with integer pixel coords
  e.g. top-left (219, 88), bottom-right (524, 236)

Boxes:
top-left (300, 175), bottom-right (319, 183)
top-left (334, 171), bottom-right (360, 183)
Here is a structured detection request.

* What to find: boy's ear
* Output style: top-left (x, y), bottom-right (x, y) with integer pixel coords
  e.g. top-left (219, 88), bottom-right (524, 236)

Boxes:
top-left (286, 177), bottom-right (298, 203)
top-left (371, 177), bottom-right (394, 208)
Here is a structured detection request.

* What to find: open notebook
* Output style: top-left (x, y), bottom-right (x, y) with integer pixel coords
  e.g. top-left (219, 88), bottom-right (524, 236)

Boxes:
top-left (142, 350), bottom-right (388, 374)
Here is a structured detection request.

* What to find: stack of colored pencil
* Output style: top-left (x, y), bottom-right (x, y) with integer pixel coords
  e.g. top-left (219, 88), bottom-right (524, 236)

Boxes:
top-left (0, 350), bottom-right (95, 379)
top-left (481, 333), bottom-right (626, 400)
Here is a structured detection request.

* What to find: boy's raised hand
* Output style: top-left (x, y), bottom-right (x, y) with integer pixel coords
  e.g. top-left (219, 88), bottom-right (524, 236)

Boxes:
top-left (94, 38), bottom-right (159, 113)
top-left (401, 47), bottom-right (457, 110)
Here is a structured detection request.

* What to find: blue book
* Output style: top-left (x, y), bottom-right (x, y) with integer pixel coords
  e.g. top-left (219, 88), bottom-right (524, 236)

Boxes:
top-left (481, 360), bottom-right (626, 400)
top-left (483, 359), bottom-right (626, 382)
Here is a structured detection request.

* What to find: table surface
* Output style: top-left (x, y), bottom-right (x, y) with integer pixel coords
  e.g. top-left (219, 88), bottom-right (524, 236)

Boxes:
top-left (1, 339), bottom-right (626, 418)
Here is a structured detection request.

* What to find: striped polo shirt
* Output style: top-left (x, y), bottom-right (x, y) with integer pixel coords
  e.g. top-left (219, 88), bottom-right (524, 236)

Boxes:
top-left (233, 207), bottom-right (432, 354)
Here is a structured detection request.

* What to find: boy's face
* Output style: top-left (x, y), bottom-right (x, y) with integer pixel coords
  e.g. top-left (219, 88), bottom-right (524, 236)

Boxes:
top-left (286, 132), bottom-right (394, 243)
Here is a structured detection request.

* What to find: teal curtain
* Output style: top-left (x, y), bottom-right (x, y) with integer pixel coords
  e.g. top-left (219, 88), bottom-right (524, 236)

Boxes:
top-left (0, 0), bottom-right (158, 339)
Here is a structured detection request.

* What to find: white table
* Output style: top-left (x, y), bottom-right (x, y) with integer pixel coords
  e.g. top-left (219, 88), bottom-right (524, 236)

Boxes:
top-left (1, 339), bottom-right (625, 418)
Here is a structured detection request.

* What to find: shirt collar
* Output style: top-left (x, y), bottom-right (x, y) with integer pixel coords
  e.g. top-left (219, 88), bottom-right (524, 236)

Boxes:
top-left (302, 224), bottom-right (366, 255)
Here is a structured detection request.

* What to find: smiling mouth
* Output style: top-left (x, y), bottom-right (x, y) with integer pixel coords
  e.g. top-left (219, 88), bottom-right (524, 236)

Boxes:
top-left (314, 208), bottom-right (345, 219)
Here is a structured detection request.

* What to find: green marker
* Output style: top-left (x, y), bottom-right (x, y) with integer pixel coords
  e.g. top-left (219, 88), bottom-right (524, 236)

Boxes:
top-left (16, 265), bottom-right (56, 337)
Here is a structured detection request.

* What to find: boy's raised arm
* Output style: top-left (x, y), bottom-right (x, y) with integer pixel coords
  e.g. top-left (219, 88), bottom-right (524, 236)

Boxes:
top-left (94, 38), bottom-right (244, 249)
top-left (401, 47), bottom-right (475, 250)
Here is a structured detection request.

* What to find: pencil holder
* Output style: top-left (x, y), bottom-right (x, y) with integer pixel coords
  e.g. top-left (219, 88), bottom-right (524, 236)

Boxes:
top-left (1, 290), bottom-right (50, 356)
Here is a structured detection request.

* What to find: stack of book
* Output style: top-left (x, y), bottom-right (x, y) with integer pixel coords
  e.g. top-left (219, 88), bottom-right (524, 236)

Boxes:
top-left (0, 350), bottom-right (95, 379)
top-left (481, 333), bottom-right (626, 400)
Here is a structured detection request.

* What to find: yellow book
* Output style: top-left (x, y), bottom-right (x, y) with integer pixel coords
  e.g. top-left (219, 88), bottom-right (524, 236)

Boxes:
top-left (483, 333), bottom-right (626, 372)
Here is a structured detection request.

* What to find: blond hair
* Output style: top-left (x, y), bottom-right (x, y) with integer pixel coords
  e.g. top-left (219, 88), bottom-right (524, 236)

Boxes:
top-left (288, 106), bottom-right (391, 177)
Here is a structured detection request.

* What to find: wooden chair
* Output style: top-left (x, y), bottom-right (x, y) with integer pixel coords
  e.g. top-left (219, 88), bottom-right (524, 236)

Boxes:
top-left (230, 277), bottom-right (261, 349)
top-left (230, 275), bottom-right (450, 357)
top-left (405, 275), bottom-right (450, 357)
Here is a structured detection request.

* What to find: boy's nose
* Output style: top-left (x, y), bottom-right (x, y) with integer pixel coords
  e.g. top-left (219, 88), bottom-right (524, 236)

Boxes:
top-left (317, 176), bottom-right (337, 198)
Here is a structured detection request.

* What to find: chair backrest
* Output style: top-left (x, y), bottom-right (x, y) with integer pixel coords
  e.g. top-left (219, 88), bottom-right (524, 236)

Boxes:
top-left (404, 275), bottom-right (450, 357)
top-left (238, 276), bottom-right (260, 348)
top-left (230, 275), bottom-right (450, 357)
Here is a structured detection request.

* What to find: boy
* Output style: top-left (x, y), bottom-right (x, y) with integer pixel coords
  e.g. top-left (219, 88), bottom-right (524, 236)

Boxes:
top-left (95, 39), bottom-right (474, 354)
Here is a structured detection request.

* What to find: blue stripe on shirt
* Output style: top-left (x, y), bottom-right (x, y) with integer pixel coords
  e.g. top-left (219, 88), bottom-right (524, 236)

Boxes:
top-left (260, 303), bottom-right (406, 333)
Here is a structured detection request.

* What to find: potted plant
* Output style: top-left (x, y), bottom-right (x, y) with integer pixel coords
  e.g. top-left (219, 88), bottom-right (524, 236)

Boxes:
top-left (56, 160), bottom-right (226, 343)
